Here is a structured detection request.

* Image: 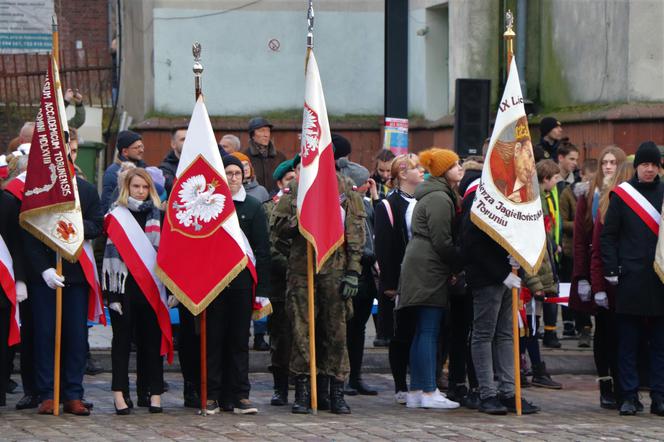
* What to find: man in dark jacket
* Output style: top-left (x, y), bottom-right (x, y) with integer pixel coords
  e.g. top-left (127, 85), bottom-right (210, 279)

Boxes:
top-left (241, 117), bottom-right (286, 194)
top-left (601, 141), bottom-right (664, 416)
top-left (533, 117), bottom-right (563, 162)
top-left (159, 127), bottom-right (187, 194)
top-left (23, 176), bottom-right (103, 415)
top-left (101, 130), bottom-right (147, 212)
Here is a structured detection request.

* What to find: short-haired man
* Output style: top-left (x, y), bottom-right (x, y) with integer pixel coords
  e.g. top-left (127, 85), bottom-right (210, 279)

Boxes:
top-left (242, 118), bottom-right (286, 193)
top-left (101, 130), bottom-right (146, 212)
top-left (534, 117), bottom-right (563, 162)
top-left (159, 127), bottom-right (187, 194)
top-left (601, 141), bottom-right (664, 416)
top-left (219, 134), bottom-right (241, 154)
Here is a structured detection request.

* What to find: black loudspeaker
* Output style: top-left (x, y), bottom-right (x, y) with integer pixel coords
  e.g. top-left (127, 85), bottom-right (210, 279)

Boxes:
top-left (454, 79), bottom-right (491, 157)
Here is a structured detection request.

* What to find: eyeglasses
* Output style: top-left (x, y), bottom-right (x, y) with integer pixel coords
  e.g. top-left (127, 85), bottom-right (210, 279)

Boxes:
top-left (226, 171), bottom-right (243, 179)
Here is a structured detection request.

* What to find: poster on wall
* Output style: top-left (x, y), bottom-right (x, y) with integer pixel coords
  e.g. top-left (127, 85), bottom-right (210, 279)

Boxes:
top-left (383, 117), bottom-right (408, 156)
top-left (0, 0), bottom-right (54, 53)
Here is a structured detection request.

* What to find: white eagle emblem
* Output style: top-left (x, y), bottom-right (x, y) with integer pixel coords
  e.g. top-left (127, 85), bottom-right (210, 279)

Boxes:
top-left (173, 174), bottom-right (225, 231)
top-left (300, 103), bottom-right (321, 165)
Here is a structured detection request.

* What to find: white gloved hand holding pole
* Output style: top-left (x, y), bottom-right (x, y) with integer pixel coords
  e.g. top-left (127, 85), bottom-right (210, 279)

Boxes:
top-left (503, 272), bottom-right (521, 290)
top-left (577, 279), bottom-right (591, 302)
top-left (41, 268), bottom-right (65, 290)
top-left (15, 281), bottom-right (27, 303)
top-left (594, 292), bottom-right (609, 309)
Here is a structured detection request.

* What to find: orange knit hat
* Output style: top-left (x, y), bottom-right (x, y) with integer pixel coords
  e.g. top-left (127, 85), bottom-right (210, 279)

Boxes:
top-left (231, 152), bottom-right (253, 178)
top-left (418, 148), bottom-right (459, 177)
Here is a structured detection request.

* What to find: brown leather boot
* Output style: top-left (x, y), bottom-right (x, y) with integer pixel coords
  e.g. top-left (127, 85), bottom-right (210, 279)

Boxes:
top-left (64, 399), bottom-right (91, 416)
top-left (37, 399), bottom-right (54, 415)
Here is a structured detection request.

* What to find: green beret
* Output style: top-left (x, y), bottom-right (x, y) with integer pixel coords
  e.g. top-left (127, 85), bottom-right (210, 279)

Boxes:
top-left (272, 159), bottom-right (295, 181)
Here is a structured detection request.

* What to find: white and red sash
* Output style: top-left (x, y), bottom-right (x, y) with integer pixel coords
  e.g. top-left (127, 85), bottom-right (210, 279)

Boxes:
top-left (8, 173), bottom-right (105, 325)
top-left (613, 182), bottom-right (661, 236)
top-left (0, 235), bottom-right (19, 345)
top-left (463, 178), bottom-right (481, 200)
top-left (105, 206), bottom-right (173, 363)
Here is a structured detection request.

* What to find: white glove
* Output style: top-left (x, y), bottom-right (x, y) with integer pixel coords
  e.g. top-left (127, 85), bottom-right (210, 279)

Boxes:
top-left (109, 302), bottom-right (123, 315)
top-left (503, 272), bottom-right (521, 290)
top-left (605, 276), bottom-right (619, 286)
top-left (41, 268), bottom-right (65, 289)
top-left (594, 292), bottom-right (609, 309)
top-left (15, 281), bottom-right (27, 303)
top-left (167, 295), bottom-right (179, 308)
top-left (577, 279), bottom-right (591, 302)
top-left (508, 255), bottom-right (520, 269)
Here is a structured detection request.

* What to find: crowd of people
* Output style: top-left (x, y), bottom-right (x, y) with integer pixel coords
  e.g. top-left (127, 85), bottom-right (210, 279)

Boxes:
top-left (0, 114), bottom-right (663, 418)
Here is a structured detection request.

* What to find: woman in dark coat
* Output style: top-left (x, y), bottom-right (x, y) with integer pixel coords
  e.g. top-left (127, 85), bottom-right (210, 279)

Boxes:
top-left (374, 154), bottom-right (423, 403)
top-left (397, 147), bottom-right (462, 410)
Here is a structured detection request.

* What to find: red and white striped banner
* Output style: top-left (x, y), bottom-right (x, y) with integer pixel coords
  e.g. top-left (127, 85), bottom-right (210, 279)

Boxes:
top-left (0, 235), bottom-right (19, 345)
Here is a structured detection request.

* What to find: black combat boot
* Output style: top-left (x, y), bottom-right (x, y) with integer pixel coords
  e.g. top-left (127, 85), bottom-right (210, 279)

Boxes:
top-left (317, 374), bottom-right (330, 410)
top-left (291, 375), bottom-right (311, 414)
top-left (270, 370), bottom-right (289, 406)
top-left (329, 377), bottom-right (351, 414)
top-left (531, 362), bottom-right (562, 389)
top-left (599, 379), bottom-right (617, 409)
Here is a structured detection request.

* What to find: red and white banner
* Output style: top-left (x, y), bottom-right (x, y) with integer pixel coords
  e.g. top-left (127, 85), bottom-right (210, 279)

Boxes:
top-left (614, 181), bottom-right (660, 236)
top-left (156, 97), bottom-right (249, 316)
top-left (19, 55), bottom-right (84, 262)
top-left (297, 50), bottom-right (344, 272)
top-left (470, 58), bottom-right (546, 274)
top-left (5, 172), bottom-right (26, 201)
top-left (106, 206), bottom-right (173, 362)
top-left (0, 235), bottom-right (20, 345)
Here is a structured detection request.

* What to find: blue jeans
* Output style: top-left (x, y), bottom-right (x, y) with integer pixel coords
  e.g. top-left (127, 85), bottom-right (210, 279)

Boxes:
top-left (409, 307), bottom-right (444, 392)
top-left (31, 281), bottom-right (89, 401)
top-left (618, 314), bottom-right (664, 400)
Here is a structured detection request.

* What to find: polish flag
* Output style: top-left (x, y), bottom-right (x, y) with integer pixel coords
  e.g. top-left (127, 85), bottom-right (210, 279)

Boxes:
top-left (297, 50), bottom-right (344, 271)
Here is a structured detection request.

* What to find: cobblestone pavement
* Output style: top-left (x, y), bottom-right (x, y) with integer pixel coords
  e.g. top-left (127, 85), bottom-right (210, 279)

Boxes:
top-left (2, 374), bottom-right (664, 441)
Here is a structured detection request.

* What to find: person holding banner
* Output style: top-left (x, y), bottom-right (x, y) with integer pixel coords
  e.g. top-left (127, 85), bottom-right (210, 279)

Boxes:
top-left (103, 168), bottom-right (174, 415)
top-left (601, 141), bottom-right (664, 416)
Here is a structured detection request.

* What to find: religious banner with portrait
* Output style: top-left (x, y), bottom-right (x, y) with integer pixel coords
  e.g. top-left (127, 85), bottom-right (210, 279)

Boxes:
top-left (470, 58), bottom-right (546, 274)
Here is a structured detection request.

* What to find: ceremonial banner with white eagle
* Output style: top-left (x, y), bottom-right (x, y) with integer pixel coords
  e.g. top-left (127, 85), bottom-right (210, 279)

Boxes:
top-left (156, 97), bottom-right (250, 315)
top-left (19, 55), bottom-right (84, 263)
top-left (297, 50), bottom-right (344, 271)
top-left (470, 58), bottom-right (546, 273)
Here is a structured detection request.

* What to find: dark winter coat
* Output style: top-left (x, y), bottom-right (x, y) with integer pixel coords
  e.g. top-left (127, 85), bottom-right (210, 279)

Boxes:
top-left (159, 150), bottom-right (179, 195)
top-left (570, 188), bottom-right (595, 314)
top-left (242, 140), bottom-right (287, 194)
top-left (397, 177), bottom-right (460, 310)
top-left (23, 176), bottom-right (103, 285)
top-left (600, 176), bottom-right (664, 317)
top-left (589, 219), bottom-right (616, 312)
top-left (374, 190), bottom-right (412, 293)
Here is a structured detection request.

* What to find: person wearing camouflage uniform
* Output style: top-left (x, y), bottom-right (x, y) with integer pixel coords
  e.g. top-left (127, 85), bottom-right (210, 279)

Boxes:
top-left (272, 154), bottom-right (366, 415)
top-left (265, 159), bottom-right (297, 406)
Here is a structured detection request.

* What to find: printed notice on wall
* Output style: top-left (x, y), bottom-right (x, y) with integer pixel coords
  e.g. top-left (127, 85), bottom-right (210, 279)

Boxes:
top-left (0, 1), bottom-right (54, 53)
top-left (383, 117), bottom-right (409, 156)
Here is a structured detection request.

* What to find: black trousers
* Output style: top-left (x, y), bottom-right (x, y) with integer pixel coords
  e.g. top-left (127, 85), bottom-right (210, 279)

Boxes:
top-left (448, 293), bottom-right (478, 389)
top-left (177, 303), bottom-right (200, 393)
top-left (346, 264), bottom-right (377, 381)
top-left (389, 306), bottom-right (417, 393)
top-left (110, 295), bottom-right (164, 395)
top-left (206, 288), bottom-right (252, 404)
top-left (377, 291), bottom-right (395, 340)
top-left (0, 306), bottom-right (10, 406)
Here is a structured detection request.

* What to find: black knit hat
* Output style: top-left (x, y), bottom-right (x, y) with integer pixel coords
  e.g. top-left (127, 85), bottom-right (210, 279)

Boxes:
top-left (332, 133), bottom-right (351, 160)
top-left (539, 117), bottom-right (561, 137)
top-left (222, 154), bottom-right (245, 178)
top-left (634, 141), bottom-right (662, 168)
top-left (116, 130), bottom-right (142, 153)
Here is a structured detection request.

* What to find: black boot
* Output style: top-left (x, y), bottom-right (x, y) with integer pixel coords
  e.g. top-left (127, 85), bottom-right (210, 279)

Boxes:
top-left (330, 378), bottom-right (351, 414)
top-left (291, 375), bottom-right (311, 414)
top-left (543, 331), bottom-right (562, 349)
top-left (599, 379), bottom-right (617, 409)
top-left (271, 370), bottom-right (289, 406)
top-left (531, 362), bottom-right (562, 389)
top-left (317, 375), bottom-right (330, 411)
top-left (183, 381), bottom-right (200, 408)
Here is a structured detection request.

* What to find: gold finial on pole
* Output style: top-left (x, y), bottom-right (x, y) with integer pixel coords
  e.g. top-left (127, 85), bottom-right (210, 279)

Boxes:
top-left (193, 42), bottom-right (203, 100)
top-left (504, 10), bottom-right (515, 76)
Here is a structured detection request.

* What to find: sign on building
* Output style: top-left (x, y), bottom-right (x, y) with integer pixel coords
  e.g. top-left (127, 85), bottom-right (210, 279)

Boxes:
top-left (0, 1), bottom-right (54, 53)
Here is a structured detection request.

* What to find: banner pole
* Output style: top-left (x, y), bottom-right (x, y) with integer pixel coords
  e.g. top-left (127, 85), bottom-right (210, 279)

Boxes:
top-left (307, 242), bottom-right (318, 414)
top-left (200, 310), bottom-right (207, 415)
top-left (504, 10), bottom-right (522, 417)
top-left (53, 253), bottom-right (63, 416)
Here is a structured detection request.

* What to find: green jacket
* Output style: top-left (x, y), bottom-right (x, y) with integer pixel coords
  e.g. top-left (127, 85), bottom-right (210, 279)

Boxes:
top-left (397, 176), bottom-right (459, 310)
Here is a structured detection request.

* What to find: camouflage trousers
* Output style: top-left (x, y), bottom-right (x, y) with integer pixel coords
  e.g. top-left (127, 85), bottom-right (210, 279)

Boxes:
top-left (267, 300), bottom-right (292, 372)
top-left (286, 270), bottom-right (351, 380)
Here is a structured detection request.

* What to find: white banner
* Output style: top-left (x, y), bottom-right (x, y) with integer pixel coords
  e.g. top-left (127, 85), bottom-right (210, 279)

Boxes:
top-left (470, 58), bottom-right (546, 274)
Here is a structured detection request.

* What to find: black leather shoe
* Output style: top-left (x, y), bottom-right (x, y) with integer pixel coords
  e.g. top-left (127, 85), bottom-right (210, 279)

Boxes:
top-left (348, 378), bottom-right (378, 396)
top-left (114, 399), bottom-right (131, 416)
top-left (619, 398), bottom-right (637, 415)
top-left (85, 356), bottom-right (104, 376)
top-left (15, 395), bottom-right (40, 410)
top-left (499, 395), bottom-right (540, 414)
top-left (543, 331), bottom-right (562, 349)
top-left (478, 396), bottom-right (507, 415)
top-left (462, 389), bottom-right (481, 410)
top-left (650, 398), bottom-right (664, 416)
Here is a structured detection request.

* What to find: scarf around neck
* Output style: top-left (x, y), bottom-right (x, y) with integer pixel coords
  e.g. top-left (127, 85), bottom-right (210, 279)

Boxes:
top-left (102, 198), bottom-right (162, 294)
